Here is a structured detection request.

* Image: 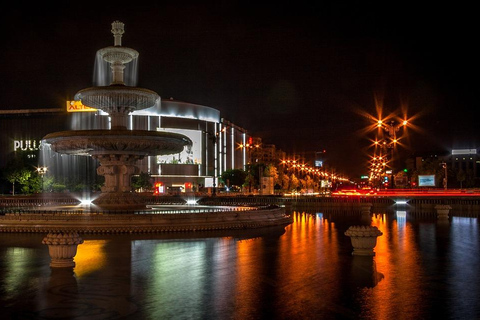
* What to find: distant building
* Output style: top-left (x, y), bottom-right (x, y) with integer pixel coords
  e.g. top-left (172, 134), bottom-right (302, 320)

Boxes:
top-left (242, 137), bottom-right (282, 166)
top-left (413, 148), bottom-right (480, 188)
top-left (440, 148), bottom-right (480, 187)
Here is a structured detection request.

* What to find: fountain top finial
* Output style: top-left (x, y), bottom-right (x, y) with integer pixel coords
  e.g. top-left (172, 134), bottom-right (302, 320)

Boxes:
top-left (111, 20), bottom-right (125, 46)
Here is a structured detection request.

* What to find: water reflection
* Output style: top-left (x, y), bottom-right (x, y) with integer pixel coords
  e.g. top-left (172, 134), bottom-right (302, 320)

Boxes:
top-left (74, 240), bottom-right (108, 277)
top-left (0, 208), bottom-right (480, 319)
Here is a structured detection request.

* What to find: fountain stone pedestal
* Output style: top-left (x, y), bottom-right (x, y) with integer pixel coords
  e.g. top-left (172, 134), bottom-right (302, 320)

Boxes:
top-left (42, 232), bottom-right (84, 268)
top-left (345, 225), bottom-right (383, 256)
top-left (93, 153), bottom-right (143, 209)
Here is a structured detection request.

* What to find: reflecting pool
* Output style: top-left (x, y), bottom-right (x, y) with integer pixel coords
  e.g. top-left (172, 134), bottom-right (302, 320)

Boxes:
top-left (1, 208), bottom-right (479, 319)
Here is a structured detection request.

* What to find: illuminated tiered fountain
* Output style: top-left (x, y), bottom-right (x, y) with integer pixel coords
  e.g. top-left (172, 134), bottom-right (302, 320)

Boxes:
top-left (43, 21), bottom-right (191, 210)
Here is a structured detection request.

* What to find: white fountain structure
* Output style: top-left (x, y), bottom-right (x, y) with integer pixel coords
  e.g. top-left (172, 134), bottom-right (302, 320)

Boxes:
top-left (43, 21), bottom-right (191, 210)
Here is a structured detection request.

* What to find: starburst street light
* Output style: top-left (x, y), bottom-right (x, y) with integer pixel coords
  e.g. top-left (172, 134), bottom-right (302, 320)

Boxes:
top-left (369, 115), bottom-right (410, 188)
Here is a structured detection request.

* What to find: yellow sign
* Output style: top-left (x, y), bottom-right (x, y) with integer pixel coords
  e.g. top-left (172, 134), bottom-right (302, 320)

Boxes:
top-left (66, 100), bottom-right (97, 112)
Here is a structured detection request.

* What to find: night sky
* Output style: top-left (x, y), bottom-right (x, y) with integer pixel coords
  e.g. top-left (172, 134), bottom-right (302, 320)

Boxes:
top-left (1, 2), bottom-right (477, 178)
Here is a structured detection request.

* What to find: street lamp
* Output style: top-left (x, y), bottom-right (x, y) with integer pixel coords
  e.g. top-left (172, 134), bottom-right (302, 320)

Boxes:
top-left (374, 118), bottom-right (408, 188)
top-left (36, 166), bottom-right (48, 191)
top-left (440, 162), bottom-right (447, 190)
top-left (239, 138), bottom-right (261, 165)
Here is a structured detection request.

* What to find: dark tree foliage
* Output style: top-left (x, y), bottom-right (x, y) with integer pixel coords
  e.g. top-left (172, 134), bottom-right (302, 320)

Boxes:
top-left (220, 169), bottom-right (247, 188)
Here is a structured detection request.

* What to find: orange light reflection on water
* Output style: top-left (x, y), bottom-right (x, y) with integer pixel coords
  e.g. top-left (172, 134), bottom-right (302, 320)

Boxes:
top-left (74, 240), bottom-right (108, 278)
top-left (234, 237), bottom-right (265, 318)
top-left (277, 212), bottom-right (343, 317)
top-left (360, 213), bottom-right (425, 319)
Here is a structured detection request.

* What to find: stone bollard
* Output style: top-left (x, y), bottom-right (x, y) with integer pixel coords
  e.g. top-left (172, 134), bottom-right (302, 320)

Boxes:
top-left (345, 225), bottom-right (383, 256)
top-left (434, 204), bottom-right (451, 220)
top-left (42, 232), bottom-right (84, 268)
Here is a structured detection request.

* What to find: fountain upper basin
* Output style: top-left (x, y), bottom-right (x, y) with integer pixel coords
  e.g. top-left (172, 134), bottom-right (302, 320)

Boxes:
top-left (75, 85), bottom-right (160, 112)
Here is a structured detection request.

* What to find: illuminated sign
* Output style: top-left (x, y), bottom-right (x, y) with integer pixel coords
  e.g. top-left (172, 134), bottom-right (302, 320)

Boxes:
top-left (14, 140), bottom-right (42, 151)
top-left (452, 149), bottom-right (477, 155)
top-left (154, 182), bottom-right (164, 194)
top-left (320, 180), bottom-right (330, 188)
top-left (360, 175), bottom-right (369, 179)
top-left (67, 100), bottom-right (97, 112)
top-left (418, 175), bottom-right (435, 187)
top-left (315, 160), bottom-right (323, 167)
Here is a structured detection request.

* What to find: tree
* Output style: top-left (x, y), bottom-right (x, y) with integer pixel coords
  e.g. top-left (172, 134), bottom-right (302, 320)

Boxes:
top-left (415, 157), bottom-right (444, 187)
top-left (4, 167), bottom-right (34, 195)
top-left (4, 169), bottom-right (21, 195)
top-left (466, 169), bottom-right (475, 188)
top-left (263, 164), bottom-right (278, 181)
top-left (281, 173), bottom-right (290, 192)
top-left (244, 172), bottom-right (255, 193)
top-left (132, 172), bottom-right (153, 192)
top-left (2, 153), bottom-right (39, 195)
top-left (244, 164), bottom-right (261, 191)
top-left (221, 169), bottom-right (247, 188)
top-left (289, 174), bottom-right (299, 192)
top-left (457, 169), bottom-right (466, 189)
top-left (304, 175), bottom-right (315, 192)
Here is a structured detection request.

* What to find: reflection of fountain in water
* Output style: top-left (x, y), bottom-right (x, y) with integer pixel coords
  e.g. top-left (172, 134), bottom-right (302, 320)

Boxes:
top-left (42, 21), bottom-right (191, 210)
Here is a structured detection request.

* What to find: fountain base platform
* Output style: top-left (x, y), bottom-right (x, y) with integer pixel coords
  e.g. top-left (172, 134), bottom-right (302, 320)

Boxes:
top-left (0, 207), bottom-right (292, 234)
top-left (92, 192), bottom-right (147, 210)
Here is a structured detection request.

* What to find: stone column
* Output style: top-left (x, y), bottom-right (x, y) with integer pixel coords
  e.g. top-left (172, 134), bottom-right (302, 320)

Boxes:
top-left (42, 232), bottom-right (84, 268)
top-left (95, 154), bottom-right (141, 194)
top-left (93, 153), bottom-right (145, 209)
top-left (345, 225), bottom-right (383, 256)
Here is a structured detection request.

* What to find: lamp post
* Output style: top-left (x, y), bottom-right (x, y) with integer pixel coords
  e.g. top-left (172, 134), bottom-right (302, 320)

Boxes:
top-left (37, 166), bottom-right (48, 192)
top-left (239, 139), bottom-right (262, 193)
top-left (440, 162), bottom-right (447, 190)
top-left (375, 119), bottom-right (408, 188)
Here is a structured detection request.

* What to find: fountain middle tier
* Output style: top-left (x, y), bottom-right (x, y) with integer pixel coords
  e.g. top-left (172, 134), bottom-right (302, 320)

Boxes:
top-left (43, 129), bottom-right (191, 156)
top-left (43, 129), bottom-right (191, 210)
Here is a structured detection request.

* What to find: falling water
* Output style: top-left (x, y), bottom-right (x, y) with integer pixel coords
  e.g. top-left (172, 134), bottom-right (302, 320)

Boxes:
top-left (39, 143), bottom-right (99, 199)
top-left (69, 112), bottom-right (109, 130)
top-left (93, 50), bottom-right (138, 86)
top-left (39, 49), bottom-right (139, 199)
top-left (40, 110), bottom-right (105, 199)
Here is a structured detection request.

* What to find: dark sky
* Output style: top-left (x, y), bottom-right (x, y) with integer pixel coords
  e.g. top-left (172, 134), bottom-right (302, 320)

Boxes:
top-left (1, 2), bottom-right (478, 178)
